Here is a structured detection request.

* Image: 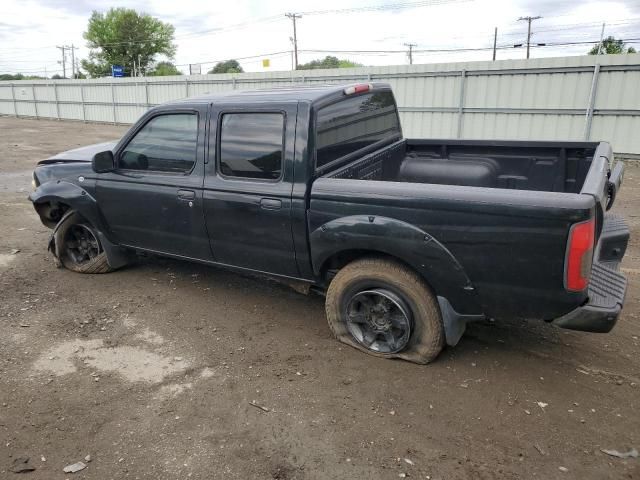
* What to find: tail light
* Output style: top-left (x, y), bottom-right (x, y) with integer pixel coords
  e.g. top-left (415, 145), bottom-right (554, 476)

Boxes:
top-left (565, 219), bottom-right (595, 291)
top-left (343, 84), bottom-right (372, 95)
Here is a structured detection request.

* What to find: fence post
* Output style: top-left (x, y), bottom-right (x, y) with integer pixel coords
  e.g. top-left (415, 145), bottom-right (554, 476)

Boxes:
top-left (185, 78), bottom-right (189, 97)
top-left (111, 82), bottom-right (117, 124)
top-left (80, 84), bottom-right (86, 122)
top-left (144, 79), bottom-right (150, 109)
top-left (583, 63), bottom-right (601, 141)
top-left (456, 69), bottom-right (467, 139)
top-left (232, 77), bottom-right (237, 90)
top-left (53, 82), bottom-right (60, 120)
top-left (32, 84), bottom-right (39, 119)
top-left (10, 83), bottom-right (18, 118)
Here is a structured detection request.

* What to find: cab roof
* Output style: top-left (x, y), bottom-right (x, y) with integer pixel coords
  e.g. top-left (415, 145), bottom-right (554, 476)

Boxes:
top-left (166, 82), bottom-right (391, 106)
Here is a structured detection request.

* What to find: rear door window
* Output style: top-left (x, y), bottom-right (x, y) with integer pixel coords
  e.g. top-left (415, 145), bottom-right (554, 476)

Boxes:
top-left (218, 113), bottom-right (285, 180)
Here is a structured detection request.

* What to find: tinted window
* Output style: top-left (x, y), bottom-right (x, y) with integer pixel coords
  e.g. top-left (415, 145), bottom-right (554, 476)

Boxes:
top-left (219, 113), bottom-right (284, 180)
top-left (120, 113), bottom-right (198, 173)
top-left (315, 91), bottom-right (401, 169)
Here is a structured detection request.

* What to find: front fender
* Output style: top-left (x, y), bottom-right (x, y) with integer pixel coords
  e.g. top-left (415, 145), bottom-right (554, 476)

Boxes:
top-left (29, 181), bottom-right (129, 269)
top-left (310, 215), bottom-right (481, 314)
top-left (30, 180), bottom-right (105, 231)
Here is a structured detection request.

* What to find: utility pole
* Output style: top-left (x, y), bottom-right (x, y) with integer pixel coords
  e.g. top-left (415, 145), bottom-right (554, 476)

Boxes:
top-left (285, 13), bottom-right (302, 70)
top-left (597, 23), bottom-right (606, 55)
top-left (404, 43), bottom-right (417, 65)
top-left (289, 37), bottom-right (295, 71)
top-left (69, 44), bottom-right (76, 79)
top-left (492, 27), bottom-right (498, 61)
top-left (518, 16), bottom-right (542, 59)
top-left (56, 45), bottom-right (67, 78)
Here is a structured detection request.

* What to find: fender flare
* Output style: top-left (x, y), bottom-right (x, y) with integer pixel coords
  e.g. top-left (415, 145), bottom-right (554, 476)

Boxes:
top-left (29, 181), bottom-right (128, 269)
top-left (30, 181), bottom-right (104, 230)
top-left (310, 215), bottom-right (482, 316)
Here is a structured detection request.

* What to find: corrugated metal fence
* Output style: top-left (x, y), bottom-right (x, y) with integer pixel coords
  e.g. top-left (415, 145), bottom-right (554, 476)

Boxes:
top-left (1, 54), bottom-right (639, 155)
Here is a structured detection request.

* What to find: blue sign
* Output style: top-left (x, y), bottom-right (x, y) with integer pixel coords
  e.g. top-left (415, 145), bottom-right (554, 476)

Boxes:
top-left (111, 65), bottom-right (124, 77)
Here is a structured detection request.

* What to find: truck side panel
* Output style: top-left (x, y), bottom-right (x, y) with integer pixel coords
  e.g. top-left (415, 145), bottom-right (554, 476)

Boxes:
top-left (310, 178), bottom-right (595, 320)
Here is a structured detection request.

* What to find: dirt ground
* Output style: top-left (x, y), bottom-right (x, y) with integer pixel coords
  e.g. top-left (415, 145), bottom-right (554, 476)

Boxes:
top-left (0, 116), bottom-right (638, 480)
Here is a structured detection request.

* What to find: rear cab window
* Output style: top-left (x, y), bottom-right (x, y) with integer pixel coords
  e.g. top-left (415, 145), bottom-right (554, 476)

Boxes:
top-left (315, 90), bottom-right (401, 171)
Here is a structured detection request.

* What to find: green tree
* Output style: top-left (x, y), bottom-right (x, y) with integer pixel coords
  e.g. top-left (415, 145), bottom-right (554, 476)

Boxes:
top-left (297, 56), bottom-right (363, 70)
top-left (149, 61), bottom-right (182, 76)
top-left (589, 36), bottom-right (637, 55)
top-left (0, 73), bottom-right (24, 80)
top-left (207, 60), bottom-right (244, 74)
top-left (51, 74), bottom-right (64, 80)
top-left (0, 73), bottom-right (47, 80)
top-left (81, 8), bottom-right (176, 78)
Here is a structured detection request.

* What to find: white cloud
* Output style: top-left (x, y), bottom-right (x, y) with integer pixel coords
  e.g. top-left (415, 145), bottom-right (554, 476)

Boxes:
top-left (0, 0), bottom-right (638, 77)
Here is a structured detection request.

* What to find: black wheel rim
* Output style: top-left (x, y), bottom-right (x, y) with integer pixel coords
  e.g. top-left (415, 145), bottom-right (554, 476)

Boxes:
top-left (345, 289), bottom-right (412, 354)
top-left (63, 224), bottom-right (101, 266)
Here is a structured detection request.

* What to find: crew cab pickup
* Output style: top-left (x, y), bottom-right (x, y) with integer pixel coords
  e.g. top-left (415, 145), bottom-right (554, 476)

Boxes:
top-left (30, 83), bottom-right (629, 364)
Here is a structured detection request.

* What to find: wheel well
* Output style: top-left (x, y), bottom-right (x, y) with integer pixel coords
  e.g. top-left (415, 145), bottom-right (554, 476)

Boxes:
top-left (34, 201), bottom-right (71, 228)
top-left (320, 249), bottom-right (427, 288)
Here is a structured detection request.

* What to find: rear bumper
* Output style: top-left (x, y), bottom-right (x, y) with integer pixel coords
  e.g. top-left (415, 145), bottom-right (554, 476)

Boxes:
top-left (553, 214), bottom-right (629, 333)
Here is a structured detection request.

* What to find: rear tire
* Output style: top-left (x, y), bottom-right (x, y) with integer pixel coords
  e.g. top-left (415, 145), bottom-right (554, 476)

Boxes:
top-left (54, 213), bottom-right (114, 274)
top-left (325, 257), bottom-right (445, 364)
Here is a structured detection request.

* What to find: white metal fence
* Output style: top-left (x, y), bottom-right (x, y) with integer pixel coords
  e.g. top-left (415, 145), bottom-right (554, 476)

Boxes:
top-left (1, 54), bottom-right (639, 156)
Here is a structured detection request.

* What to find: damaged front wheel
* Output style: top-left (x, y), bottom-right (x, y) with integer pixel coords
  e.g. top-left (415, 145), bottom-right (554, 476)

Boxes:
top-left (51, 212), bottom-right (114, 274)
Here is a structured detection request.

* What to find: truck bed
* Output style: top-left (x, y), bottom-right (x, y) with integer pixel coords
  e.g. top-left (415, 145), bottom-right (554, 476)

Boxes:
top-left (324, 139), bottom-right (602, 194)
top-left (311, 138), bottom-right (618, 322)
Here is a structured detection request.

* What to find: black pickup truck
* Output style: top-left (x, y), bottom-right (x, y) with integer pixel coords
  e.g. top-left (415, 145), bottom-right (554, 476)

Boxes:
top-left (30, 83), bottom-right (628, 364)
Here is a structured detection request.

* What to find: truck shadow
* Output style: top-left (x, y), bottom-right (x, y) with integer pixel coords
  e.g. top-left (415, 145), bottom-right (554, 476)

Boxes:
top-left (124, 253), bottom-right (618, 373)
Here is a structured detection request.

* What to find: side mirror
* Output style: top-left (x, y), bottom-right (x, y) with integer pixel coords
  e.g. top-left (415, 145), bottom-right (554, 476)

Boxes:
top-left (91, 150), bottom-right (115, 173)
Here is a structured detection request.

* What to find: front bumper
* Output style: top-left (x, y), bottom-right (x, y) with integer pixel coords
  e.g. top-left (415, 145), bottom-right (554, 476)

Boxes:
top-left (553, 213), bottom-right (629, 333)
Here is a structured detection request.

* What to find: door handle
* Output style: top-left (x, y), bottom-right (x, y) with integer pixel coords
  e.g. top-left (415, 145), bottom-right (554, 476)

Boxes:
top-left (260, 198), bottom-right (282, 210)
top-left (177, 189), bottom-right (196, 201)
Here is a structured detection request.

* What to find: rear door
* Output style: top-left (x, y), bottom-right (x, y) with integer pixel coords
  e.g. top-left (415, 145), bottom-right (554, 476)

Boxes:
top-left (203, 102), bottom-right (299, 277)
top-left (96, 106), bottom-right (212, 261)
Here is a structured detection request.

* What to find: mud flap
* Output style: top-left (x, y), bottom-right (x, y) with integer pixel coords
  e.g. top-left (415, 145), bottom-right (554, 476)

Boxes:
top-left (437, 296), bottom-right (484, 346)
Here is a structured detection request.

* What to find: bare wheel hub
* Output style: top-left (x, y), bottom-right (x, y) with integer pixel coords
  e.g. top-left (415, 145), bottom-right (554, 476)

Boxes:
top-left (345, 289), bottom-right (412, 354)
top-left (63, 224), bottom-right (101, 266)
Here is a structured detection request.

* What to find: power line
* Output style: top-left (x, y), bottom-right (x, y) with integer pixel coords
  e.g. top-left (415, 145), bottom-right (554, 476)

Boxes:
top-left (302, 37), bottom-right (640, 55)
top-left (173, 50), bottom-right (292, 68)
top-left (176, 15), bottom-right (284, 40)
top-left (300, 0), bottom-right (468, 16)
top-left (5, 34), bottom-right (639, 75)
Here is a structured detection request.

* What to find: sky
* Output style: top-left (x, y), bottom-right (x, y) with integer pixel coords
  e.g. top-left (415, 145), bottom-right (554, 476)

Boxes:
top-left (0, 0), bottom-right (639, 77)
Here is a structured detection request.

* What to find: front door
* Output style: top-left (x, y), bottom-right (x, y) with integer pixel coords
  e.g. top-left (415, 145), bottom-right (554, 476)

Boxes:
top-left (96, 108), bottom-right (212, 261)
top-left (203, 103), bottom-right (299, 277)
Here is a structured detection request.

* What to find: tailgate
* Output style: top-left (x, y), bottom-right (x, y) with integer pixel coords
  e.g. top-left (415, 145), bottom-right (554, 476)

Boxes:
top-left (580, 142), bottom-right (625, 214)
top-left (555, 142), bottom-right (628, 333)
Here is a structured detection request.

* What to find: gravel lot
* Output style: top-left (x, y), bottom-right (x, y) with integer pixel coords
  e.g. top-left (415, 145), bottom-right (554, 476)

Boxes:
top-left (1, 116), bottom-right (639, 480)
